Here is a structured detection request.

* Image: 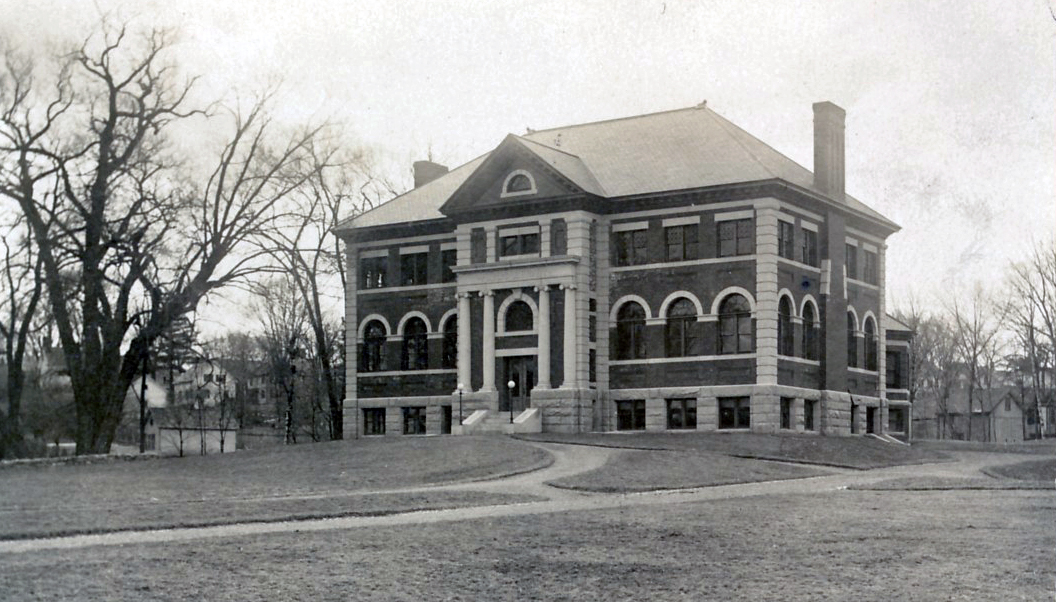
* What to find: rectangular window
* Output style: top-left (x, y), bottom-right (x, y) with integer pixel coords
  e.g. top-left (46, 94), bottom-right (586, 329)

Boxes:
top-left (888, 407), bottom-right (905, 433)
top-left (616, 400), bottom-right (646, 431)
top-left (588, 349), bottom-right (596, 384)
top-left (441, 249), bottom-right (457, 283)
top-left (400, 252), bottom-right (429, 286)
top-left (360, 256), bottom-right (387, 289)
top-left (665, 224), bottom-right (698, 261)
top-left (863, 249), bottom-right (877, 284)
top-left (499, 230), bottom-right (540, 257)
top-left (470, 228), bottom-right (487, 264)
top-left (363, 408), bottom-right (386, 435)
top-left (718, 397), bottom-right (751, 429)
top-left (801, 229), bottom-right (818, 267)
top-left (718, 219), bottom-right (753, 257)
top-left (885, 351), bottom-right (902, 389)
top-left (780, 397), bottom-right (792, 429)
top-left (402, 407), bottom-right (426, 435)
top-left (588, 298), bottom-right (597, 342)
top-left (615, 229), bottom-right (648, 266)
top-left (666, 398), bottom-right (697, 430)
top-left (804, 399), bottom-right (816, 431)
top-left (846, 244), bottom-right (858, 280)
top-left (778, 221), bottom-right (795, 260)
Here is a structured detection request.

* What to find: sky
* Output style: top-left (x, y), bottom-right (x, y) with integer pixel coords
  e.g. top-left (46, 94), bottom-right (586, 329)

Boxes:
top-left (3, 0), bottom-right (1055, 325)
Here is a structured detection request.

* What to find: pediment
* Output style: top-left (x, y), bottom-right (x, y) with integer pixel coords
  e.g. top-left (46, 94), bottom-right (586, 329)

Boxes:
top-left (439, 135), bottom-right (603, 216)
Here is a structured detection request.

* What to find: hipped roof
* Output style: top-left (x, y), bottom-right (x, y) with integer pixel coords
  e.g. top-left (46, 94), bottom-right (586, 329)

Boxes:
top-left (339, 104), bottom-right (897, 232)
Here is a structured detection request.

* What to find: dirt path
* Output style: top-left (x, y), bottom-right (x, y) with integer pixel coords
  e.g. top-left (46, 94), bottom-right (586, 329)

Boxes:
top-left (0, 442), bottom-right (1035, 555)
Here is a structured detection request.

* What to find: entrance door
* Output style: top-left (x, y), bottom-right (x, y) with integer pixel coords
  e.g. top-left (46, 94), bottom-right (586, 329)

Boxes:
top-left (501, 356), bottom-right (536, 412)
top-left (866, 407), bottom-right (876, 434)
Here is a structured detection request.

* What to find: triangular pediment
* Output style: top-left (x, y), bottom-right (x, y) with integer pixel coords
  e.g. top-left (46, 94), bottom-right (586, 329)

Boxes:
top-left (439, 135), bottom-right (604, 216)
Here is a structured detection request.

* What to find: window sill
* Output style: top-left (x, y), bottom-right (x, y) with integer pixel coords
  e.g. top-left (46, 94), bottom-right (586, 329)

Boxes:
top-left (610, 256), bottom-right (754, 272)
top-left (610, 354), bottom-right (755, 365)
top-left (359, 283), bottom-right (454, 294)
top-left (359, 369), bottom-right (457, 377)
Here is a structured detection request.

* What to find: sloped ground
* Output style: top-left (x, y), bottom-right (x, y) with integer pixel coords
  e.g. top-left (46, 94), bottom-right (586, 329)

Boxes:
top-left (0, 436), bottom-right (551, 539)
top-left (518, 431), bottom-right (948, 469)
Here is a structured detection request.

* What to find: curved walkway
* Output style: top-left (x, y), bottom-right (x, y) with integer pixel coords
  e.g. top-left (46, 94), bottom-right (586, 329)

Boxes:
top-left (0, 442), bottom-right (1038, 555)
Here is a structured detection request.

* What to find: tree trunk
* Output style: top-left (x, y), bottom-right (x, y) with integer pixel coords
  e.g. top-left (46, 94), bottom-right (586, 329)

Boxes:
top-left (4, 364), bottom-right (26, 458)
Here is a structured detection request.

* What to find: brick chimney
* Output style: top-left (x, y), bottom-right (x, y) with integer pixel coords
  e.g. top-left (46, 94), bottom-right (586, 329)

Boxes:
top-left (413, 160), bottom-right (448, 188)
top-left (812, 101), bottom-right (845, 201)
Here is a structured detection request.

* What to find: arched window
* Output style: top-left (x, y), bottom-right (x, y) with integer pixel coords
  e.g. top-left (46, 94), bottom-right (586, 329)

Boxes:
top-left (361, 321), bottom-right (386, 372)
top-left (442, 317), bottom-right (457, 369)
top-left (778, 297), bottom-right (794, 356)
top-left (506, 173), bottom-right (532, 193)
top-left (401, 317), bottom-right (428, 370)
top-left (864, 317), bottom-right (878, 371)
top-left (847, 312), bottom-right (858, 368)
top-left (801, 303), bottom-right (818, 361)
top-left (616, 302), bottom-right (646, 360)
top-left (505, 300), bottom-right (533, 332)
top-left (665, 298), bottom-right (698, 357)
top-left (719, 294), bottom-right (752, 354)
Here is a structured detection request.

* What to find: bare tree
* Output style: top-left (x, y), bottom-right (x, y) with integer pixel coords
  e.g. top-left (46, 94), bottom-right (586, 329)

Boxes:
top-left (0, 219), bottom-right (45, 458)
top-left (256, 146), bottom-right (386, 440)
top-left (896, 304), bottom-right (961, 439)
top-left (0, 23), bottom-right (329, 454)
top-left (1007, 240), bottom-right (1056, 437)
top-left (949, 285), bottom-right (1005, 441)
top-left (255, 277), bottom-right (307, 445)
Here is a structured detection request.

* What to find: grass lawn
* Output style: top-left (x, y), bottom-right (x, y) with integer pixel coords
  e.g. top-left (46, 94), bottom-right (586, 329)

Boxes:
top-left (548, 449), bottom-right (828, 492)
top-left (916, 438), bottom-right (1056, 455)
top-left (984, 458), bottom-right (1056, 481)
top-left (1, 488), bottom-right (1049, 601)
top-left (0, 436), bottom-right (550, 540)
top-left (520, 431), bottom-right (947, 469)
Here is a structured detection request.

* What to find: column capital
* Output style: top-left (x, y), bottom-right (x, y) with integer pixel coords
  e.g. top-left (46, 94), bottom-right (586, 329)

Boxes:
top-left (534, 284), bottom-right (552, 293)
top-left (559, 283), bottom-right (577, 291)
top-left (478, 289), bottom-right (494, 297)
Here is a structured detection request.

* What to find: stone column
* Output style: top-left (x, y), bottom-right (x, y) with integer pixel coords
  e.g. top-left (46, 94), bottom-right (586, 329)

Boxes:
top-left (457, 292), bottom-right (472, 392)
top-left (754, 199), bottom-right (780, 385)
top-left (536, 285), bottom-right (551, 389)
top-left (560, 284), bottom-right (577, 388)
top-left (481, 290), bottom-right (496, 392)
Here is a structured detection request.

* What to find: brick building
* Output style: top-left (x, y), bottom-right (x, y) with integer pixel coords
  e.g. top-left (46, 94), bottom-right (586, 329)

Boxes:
top-left (335, 101), bottom-right (911, 439)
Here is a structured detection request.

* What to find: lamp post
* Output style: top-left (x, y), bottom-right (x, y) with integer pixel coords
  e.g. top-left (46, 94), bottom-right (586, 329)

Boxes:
top-left (456, 382), bottom-right (464, 425)
top-left (507, 379), bottom-right (516, 423)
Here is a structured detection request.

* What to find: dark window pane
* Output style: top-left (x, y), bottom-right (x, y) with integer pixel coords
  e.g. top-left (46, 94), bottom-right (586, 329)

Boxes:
top-left (441, 249), bottom-right (457, 283)
top-left (507, 173), bottom-right (532, 192)
top-left (505, 300), bottom-right (533, 332)
top-left (442, 318), bottom-right (457, 369)
top-left (846, 244), bottom-right (858, 280)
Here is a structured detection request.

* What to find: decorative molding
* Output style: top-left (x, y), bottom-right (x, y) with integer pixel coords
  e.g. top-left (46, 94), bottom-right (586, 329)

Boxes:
top-left (612, 220), bottom-right (649, 232)
top-left (398, 245), bottom-right (429, 255)
top-left (396, 311), bottom-right (432, 335)
top-left (610, 353), bottom-right (756, 366)
top-left (658, 290), bottom-right (705, 319)
top-left (610, 294), bottom-right (653, 321)
top-left (714, 209), bottom-right (754, 222)
top-left (500, 169), bottom-right (538, 198)
top-left (357, 314), bottom-right (392, 339)
top-left (709, 286), bottom-right (757, 315)
top-left (609, 255), bottom-right (755, 273)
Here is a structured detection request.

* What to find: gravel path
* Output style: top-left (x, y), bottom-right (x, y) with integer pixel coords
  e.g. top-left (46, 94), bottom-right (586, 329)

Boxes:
top-left (0, 441), bottom-right (1035, 555)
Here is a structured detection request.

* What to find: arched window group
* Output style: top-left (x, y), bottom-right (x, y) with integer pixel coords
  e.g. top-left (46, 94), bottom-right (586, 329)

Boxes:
top-left (847, 312), bottom-right (859, 368)
top-left (718, 295), bottom-right (752, 355)
top-left (863, 316), bottom-right (878, 371)
top-left (665, 298), bottom-right (699, 357)
top-left (361, 320), bottom-right (386, 372)
top-left (401, 317), bottom-right (429, 370)
top-left (778, 297), bottom-right (794, 357)
top-left (801, 302), bottom-right (818, 361)
top-left (615, 302), bottom-right (646, 360)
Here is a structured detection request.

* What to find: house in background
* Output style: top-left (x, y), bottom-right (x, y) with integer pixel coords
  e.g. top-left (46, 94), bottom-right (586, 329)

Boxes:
top-left (335, 101), bottom-right (908, 439)
top-left (143, 406), bottom-right (238, 456)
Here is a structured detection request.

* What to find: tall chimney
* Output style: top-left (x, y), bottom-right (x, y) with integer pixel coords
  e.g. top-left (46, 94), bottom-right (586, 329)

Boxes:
top-left (413, 160), bottom-right (449, 188)
top-left (812, 101), bottom-right (845, 201)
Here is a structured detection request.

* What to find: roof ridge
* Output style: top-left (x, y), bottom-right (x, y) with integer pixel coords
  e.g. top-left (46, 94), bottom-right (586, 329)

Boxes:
top-left (704, 109), bottom-right (780, 180)
top-left (524, 105), bottom-right (704, 137)
top-left (514, 135), bottom-right (583, 159)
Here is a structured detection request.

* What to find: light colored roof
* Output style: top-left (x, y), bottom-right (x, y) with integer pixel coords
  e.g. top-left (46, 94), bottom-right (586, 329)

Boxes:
top-left (339, 104), bottom-right (897, 231)
top-left (885, 313), bottom-right (913, 332)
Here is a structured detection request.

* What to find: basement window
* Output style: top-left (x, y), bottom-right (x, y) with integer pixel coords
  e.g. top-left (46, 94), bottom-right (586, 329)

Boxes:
top-left (718, 397), bottom-right (750, 429)
top-left (667, 398), bottom-right (697, 430)
top-left (402, 407), bottom-right (426, 435)
top-left (363, 408), bottom-right (386, 435)
top-left (616, 400), bottom-right (646, 431)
